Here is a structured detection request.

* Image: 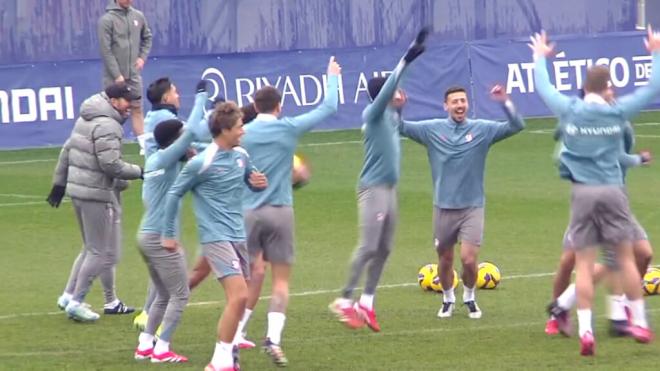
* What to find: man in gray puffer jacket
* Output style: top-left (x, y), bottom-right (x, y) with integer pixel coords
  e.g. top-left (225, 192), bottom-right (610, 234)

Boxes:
top-left (98, 0), bottom-right (152, 152)
top-left (47, 83), bottom-right (143, 322)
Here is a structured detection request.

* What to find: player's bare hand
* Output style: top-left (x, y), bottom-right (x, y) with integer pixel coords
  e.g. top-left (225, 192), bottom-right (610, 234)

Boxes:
top-left (644, 25), bottom-right (660, 53)
top-left (249, 171), bottom-right (268, 189)
top-left (135, 57), bottom-right (145, 71)
top-left (640, 150), bottom-right (652, 165)
top-left (327, 56), bottom-right (342, 76)
top-left (162, 238), bottom-right (179, 251)
top-left (528, 30), bottom-right (555, 58)
top-left (115, 75), bottom-right (125, 83)
top-left (490, 84), bottom-right (509, 102)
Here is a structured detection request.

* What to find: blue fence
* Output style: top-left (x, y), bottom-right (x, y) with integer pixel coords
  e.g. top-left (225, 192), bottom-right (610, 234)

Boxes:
top-left (1, 31), bottom-right (658, 149)
top-left (0, 0), bottom-right (637, 65)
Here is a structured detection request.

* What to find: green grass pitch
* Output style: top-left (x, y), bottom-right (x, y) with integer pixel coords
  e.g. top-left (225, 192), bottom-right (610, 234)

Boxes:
top-left (1, 113), bottom-right (660, 370)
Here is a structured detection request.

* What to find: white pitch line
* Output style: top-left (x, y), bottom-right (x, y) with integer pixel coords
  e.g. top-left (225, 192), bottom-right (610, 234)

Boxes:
top-left (0, 271), bottom-right (555, 320)
top-left (2, 308), bottom-right (660, 358)
top-left (0, 200), bottom-right (69, 207)
top-left (0, 193), bottom-right (43, 199)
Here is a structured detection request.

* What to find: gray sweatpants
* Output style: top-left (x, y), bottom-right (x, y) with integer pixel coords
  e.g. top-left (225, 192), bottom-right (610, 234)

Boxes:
top-left (137, 233), bottom-right (190, 342)
top-left (63, 248), bottom-right (117, 304)
top-left (70, 198), bottom-right (121, 303)
top-left (342, 186), bottom-right (398, 298)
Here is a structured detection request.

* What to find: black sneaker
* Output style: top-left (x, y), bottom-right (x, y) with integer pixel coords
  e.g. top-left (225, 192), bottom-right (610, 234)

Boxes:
top-left (262, 338), bottom-right (288, 367)
top-left (104, 301), bottom-right (135, 315)
top-left (464, 300), bottom-right (482, 319)
top-left (437, 302), bottom-right (454, 318)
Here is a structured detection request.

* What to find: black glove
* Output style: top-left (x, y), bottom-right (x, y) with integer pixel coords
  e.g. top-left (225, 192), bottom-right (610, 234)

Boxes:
top-left (196, 80), bottom-right (208, 93)
top-left (46, 185), bottom-right (66, 208)
top-left (403, 27), bottom-right (430, 64)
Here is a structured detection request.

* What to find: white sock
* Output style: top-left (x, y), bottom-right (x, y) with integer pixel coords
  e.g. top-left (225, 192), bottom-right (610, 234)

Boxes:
top-left (104, 298), bottom-right (120, 309)
top-left (266, 312), bottom-right (286, 345)
top-left (608, 295), bottom-right (627, 321)
top-left (556, 284), bottom-right (576, 310)
top-left (211, 342), bottom-right (234, 369)
top-left (235, 308), bottom-right (253, 339)
top-left (577, 309), bottom-right (592, 337)
top-left (359, 294), bottom-right (374, 310)
top-left (61, 292), bottom-right (73, 300)
top-left (138, 332), bottom-right (155, 351)
top-left (335, 297), bottom-right (352, 309)
top-left (154, 339), bottom-right (169, 355)
top-left (549, 315), bottom-right (556, 320)
top-left (629, 299), bottom-right (649, 328)
top-left (443, 288), bottom-right (455, 304)
top-left (463, 286), bottom-right (475, 303)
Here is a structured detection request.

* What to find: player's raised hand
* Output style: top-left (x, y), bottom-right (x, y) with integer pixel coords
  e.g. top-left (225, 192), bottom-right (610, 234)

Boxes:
top-left (528, 30), bottom-right (555, 58)
top-left (196, 79), bottom-right (208, 93)
top-left (403, 27), bottom-right (430, 64)
top-left (489, 84), bottom-right (508, 102)
top-left (644, 25), bottom-right (660, 53)
top-left (327, 56), bottom-right (342, 76)
top-left (249, 171), bottom-right (268, 190)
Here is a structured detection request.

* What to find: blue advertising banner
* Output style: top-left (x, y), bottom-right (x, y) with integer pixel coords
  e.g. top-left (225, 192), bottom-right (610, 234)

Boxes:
top-left (0, 41), bottom-right (468, 149)
top-left (469, 31), bottom-right (659, 119)
top-left (1, 31), bottom-right (658, 149)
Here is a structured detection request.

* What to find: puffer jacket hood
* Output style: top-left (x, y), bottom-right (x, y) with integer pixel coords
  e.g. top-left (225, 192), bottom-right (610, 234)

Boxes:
top-left (80, 92), bottom-right (126, 124)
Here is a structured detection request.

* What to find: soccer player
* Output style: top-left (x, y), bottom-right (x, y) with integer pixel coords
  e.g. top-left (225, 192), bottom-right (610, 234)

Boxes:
top-left (399, 84), bottom-right (524, 319)
top-left (546, 103), bottom-right (653, 337)
top-left (161, 102), bottom-right (267, 371)
top-left (47, 83), bottom-right (143, 322)
top-left (329, 28), bottom-right (428, 331)
top-left (234, 56), bottom-right (341, 366)
top-left (132, 83), bottom-right (208, 363)
top-left (530, 27), bottom-right (660, 355)
top-left (132, 77), bottom-right (195, 331)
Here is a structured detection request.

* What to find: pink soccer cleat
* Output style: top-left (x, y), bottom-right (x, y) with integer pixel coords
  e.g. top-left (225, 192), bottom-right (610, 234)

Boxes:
top-left (329, 298), bottom-right (365, 329)
top-left (134, 347), bottom-right (153, 360)
top-left (629, 326), bottom-right (654, 344)
top-left (150, 350), bottom-right (188, 363)
top-left (545, 318), bottom-right (559, 335)
top-left (580, 331), bottom-right (595, 356)
top-left (356, 304), bottom-right (381, 332)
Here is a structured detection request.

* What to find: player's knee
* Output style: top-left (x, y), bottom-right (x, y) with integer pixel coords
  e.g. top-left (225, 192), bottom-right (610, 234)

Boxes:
top-left (460, 253), bottom-right (477, 268)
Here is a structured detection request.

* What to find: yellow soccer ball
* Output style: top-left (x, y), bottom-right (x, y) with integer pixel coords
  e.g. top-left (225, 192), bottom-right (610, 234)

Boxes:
top-left (430, 269), bottom-right (459, 293)
top-left (292, 153), bottom-right (311, 189)
top-left (417, 264), bottom-right (437, 291)
top-left (477, 262), bottom-right (501, 289)
top-left (642, 267), bottom-right (660, 296)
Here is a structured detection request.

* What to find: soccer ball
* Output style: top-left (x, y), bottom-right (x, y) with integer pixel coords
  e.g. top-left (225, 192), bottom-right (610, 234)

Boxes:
top-left (418, 264), bottom-right (437, 291)
top-left (642, 267), bottom-right (660, 296)
top-left (292, 153), bottom-right (311, 189)
top-left (430, 269), bottom-right (459, 293)
top-left (477, 261), bottom-right (501, 289)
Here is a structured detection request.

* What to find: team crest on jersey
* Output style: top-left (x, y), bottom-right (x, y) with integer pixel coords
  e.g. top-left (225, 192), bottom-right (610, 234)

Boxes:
top-left (236, 158), bottom-right (245, 168)
top-left (133, 20), bottom-right (139, 27)
top-left (465, 133), bottom-right (473, 142)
